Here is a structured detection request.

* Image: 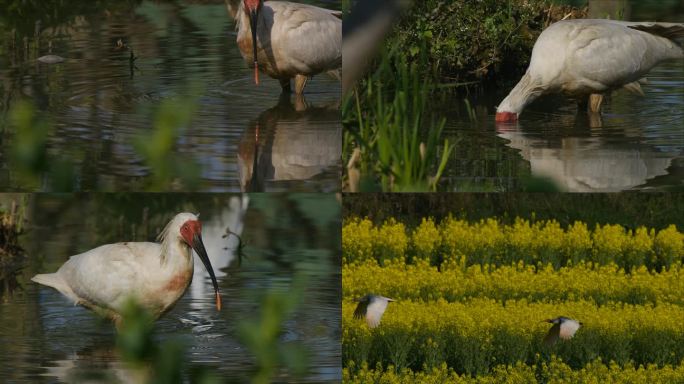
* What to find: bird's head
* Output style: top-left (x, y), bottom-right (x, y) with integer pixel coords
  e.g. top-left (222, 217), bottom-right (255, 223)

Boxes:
top-left (495, 111), bottom-right (518, 123)
top-left (243, 0), bottom-right (262, 14)
top-left (174, 213), bottom-right (222, 311)
top-left (243, 0), bottom-right (263, 85)
top-left (543, 318), bottom-right (560, 324)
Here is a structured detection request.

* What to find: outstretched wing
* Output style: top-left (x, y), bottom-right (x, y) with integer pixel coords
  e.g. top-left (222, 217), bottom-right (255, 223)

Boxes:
top-left (353, 296), bottom-right (370, 319)
top-left (543, 323), bottom-right (561, 347)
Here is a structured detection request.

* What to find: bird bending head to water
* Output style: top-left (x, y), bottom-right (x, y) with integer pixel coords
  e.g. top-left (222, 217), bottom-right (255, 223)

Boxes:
top-left (32, 212), bottom-right (222, 327)
top-left (353, 294), bottom-right (394, 328)
top-left (543, 316), bottom-right (582, 346)
top-left (496, 19), bottom-right (684, 123)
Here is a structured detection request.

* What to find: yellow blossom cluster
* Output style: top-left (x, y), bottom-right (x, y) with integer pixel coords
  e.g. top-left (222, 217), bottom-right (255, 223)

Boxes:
top-left (343, 260), bottom-right (684, 306)
top-left (343, 217), bottom-right (684, 270)
top-left (342, 216), bottom-right (684, 381)
top-left (343, 299), bottom-right (684, 373)
top-left (344, 358), bottom-right (684, 384)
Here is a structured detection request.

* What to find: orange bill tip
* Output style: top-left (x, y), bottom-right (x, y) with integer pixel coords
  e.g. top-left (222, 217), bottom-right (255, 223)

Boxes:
top-left (254, 64), bottom-right (259, 85)
top-left (216, 291), bottom-right (222, 311)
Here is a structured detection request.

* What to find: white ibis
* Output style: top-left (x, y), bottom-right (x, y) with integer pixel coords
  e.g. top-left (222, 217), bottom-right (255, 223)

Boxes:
top-left (496, 19), bottom-right (684, 122)
top-left (235, 0), bottom-right (341, 94)
top-left (543, 316), bottom-right (582, 346)
top-left (353, 294), bottom-right (394, 328)
top-left (31, 212), bottom-right (221, 327)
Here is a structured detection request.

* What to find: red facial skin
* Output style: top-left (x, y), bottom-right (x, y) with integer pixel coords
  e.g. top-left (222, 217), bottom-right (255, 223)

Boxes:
top-left (495, 111), bottom-right (518, 123)
top-left (180, 220), bottom-right (202, 247)
top-left (179, 219), bottom-right (222, 311)
top-left (244, 0), bottom-right (261, 13)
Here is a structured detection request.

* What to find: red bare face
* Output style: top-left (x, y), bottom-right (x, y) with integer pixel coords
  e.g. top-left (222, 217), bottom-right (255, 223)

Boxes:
top-left (495, 111), bottom-right (518, 123)
top-left (180, 220), bottom-right (202, 246)
top-left (244, 0), bottom-right (261, 12)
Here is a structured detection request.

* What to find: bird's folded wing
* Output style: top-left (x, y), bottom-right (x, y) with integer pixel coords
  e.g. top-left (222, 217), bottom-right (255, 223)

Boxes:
top-left (60, 243), bottom-right (159, 311)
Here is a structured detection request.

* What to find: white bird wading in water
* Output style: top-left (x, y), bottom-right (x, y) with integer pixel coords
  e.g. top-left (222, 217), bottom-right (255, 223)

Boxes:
top-left (496, 19), bottom-right (684, 123)
top-left (235, 0), bottom-right (342, 94)
top-left (31, 213), bottom-right (221, 327)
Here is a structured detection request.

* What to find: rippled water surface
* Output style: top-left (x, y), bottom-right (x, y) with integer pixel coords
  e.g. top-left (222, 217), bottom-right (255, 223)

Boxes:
top-left (0, 194), bottom-right (341, 382)
top-left (439, 2), bottom-right (684, 192)
top-left (0, 0), bottom-right (341, 192)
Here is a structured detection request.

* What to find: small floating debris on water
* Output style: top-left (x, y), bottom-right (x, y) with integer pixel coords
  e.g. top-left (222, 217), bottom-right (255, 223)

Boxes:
top-left (37, 55), bottom-right (65, 64)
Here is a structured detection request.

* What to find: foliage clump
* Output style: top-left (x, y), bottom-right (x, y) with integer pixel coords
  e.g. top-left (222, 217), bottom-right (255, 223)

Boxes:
top-left (391, 0), bottom-right (587, 85)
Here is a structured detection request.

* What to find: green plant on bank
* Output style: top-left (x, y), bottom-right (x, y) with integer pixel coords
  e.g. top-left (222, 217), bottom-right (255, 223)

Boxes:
top-left (134, 96), bottom-right (202, 191)
top-left (343, 40), bottom-right (454, 192)
top-left (237, 273), bottom-right (309, 384)
top-left (116, 290), bottom-right (310, 384)
top-left (1, 97), bottom-right (203, 192)
top-left (0, 198), bottom-right (27, 301)
top-left (116, 299), bottom-right (219, 384)
top-left (5, 100), bottom-right (76, 191)
top-left (392, 0), bottom-right (580, 85)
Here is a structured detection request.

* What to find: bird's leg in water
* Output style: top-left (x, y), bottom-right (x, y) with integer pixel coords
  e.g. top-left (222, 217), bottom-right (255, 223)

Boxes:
top-left (294, 75), bottom-right (309, 95)
top-left (279, 78), bottom-right (291, 93)
top-left (294, 94), bottom-right (309, 112)
top-left (588, 112), bottom-right (603, 128)
top-left (589, 93), bottom-right (604, 113)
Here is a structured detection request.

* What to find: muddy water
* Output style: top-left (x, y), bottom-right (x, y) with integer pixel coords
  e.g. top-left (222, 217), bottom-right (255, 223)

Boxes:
top-left (0, 1), bottom-right (341, 192)
top-left (0, 194), bottom-right (341, 382)
top-left (438, 1), bottom-right (684, 192)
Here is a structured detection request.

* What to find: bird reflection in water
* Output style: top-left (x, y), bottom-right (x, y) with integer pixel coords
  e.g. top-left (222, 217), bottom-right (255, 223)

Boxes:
top-left (237, 94), bottom-right (341, 192)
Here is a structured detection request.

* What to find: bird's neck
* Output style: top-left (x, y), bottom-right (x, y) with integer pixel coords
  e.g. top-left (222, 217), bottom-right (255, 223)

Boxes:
top-left (497, 72), bottom-right (542, 115)
top-left (237, 2), bottom-right (265, 34)
top-left (160, 239), bottom-right (194, 274)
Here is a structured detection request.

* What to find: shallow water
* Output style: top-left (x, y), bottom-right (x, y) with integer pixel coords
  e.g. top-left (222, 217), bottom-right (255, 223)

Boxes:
top-left (0, 194), bottom-right (341, 382)
top-left (0, 0), bottom-right (341, 192)
top-left (438, 2), bottom-right (684, 192)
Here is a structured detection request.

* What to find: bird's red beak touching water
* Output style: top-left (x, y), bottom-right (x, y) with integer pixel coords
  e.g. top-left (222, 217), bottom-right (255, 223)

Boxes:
top-left (245, 0), bottom-right (262, 85)
top-left (181, 220), bottom-right (222, 311)
top-left (495, 111), bottom-right (518, 123)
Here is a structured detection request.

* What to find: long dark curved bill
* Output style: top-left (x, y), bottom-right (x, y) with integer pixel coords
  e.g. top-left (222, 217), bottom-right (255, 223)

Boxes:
top-left (193, 233), bottom-right (222, 311)
top-left (249, 7), bottom-right (260, 85)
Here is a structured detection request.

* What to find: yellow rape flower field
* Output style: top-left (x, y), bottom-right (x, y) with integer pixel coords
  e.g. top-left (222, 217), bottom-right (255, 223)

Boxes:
top-left (342, 217), bottom-right (684, 383)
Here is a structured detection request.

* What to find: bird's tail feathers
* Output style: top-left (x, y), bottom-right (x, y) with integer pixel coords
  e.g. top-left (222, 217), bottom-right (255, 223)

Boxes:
top-left (628, 22), bottom-right (684, 41)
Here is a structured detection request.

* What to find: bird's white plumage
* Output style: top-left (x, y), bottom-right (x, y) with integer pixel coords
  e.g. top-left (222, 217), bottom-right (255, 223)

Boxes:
top-left (558, 318), bottom-right (581, 339)
top-left (365, 296), bottom-right (391, 328)
top-left (497, 19), bottom-right (684, 116)
top-left (32, 213), bottom-right (200, 321)
top-left (235, 1), bottom-right (341, 89)
top-left (543, 317), bottom-right (582, 346)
